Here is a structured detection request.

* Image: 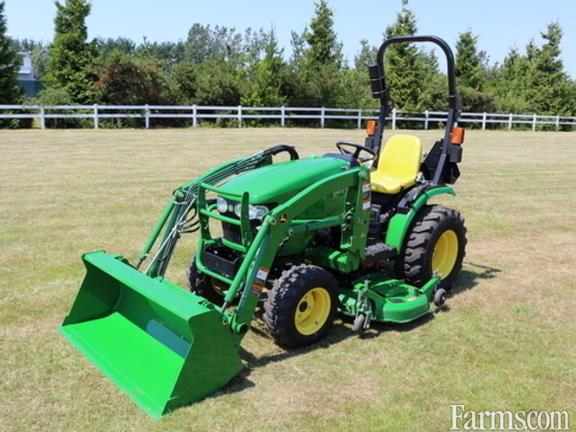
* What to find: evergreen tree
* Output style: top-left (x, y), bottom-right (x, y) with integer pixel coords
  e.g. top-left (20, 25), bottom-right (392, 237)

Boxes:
top-left (0, 1), bottom-right (26, 128)
top-left (455, 31), bottom-right (494, 113)
top-left (489, 47), bottom-right (531, 113)
top-left (526, 22), bottom-right (574, 116)
top-left (44, 0), bottom-right (97, 103)
top-left (304, 0), bottom-right (342, 67)
top-left (383, 0), bottom-right (434, 112)
top-left (342, 40), bottom-right (378, 109)
top-left (291, 0), bottom-right (345, 108)
top-left (0, 1), bottom-right (23, 104)
top-left (455, 31), bottom-right (483, 90)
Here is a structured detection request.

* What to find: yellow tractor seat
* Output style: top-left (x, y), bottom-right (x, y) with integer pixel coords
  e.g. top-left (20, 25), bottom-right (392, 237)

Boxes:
top-left (370, 135), bottom-right (423, 194)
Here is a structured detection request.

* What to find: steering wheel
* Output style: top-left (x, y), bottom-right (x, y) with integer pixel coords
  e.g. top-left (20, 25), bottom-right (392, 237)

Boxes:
top-left (336, 141), bottom-right (376, 163)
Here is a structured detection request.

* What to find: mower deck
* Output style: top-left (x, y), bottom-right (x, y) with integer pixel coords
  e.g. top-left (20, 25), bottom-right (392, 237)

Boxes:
top-left (339, 275), bottom-right (439, 325)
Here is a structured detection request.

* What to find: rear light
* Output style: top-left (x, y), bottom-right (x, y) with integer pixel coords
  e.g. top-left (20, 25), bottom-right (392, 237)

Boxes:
top-left (451, 127), bottom-right (465, 145)
top-left (366, 120), bottom-right (377, 136)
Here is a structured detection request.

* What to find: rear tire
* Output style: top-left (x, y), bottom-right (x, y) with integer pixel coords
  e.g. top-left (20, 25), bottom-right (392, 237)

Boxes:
top-left (263, 264), bottom-right (338, 348)
top-left (187, 256), bottom-right (224, 305)
top-left (396, 205), bottom-right (467, 290)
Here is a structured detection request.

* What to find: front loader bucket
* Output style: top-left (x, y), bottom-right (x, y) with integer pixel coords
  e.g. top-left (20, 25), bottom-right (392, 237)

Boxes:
top-left (60, 251), bottom-right (243, 418)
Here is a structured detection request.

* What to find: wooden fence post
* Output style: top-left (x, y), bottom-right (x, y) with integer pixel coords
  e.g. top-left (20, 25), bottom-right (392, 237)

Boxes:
top-left (532, 114), bottom-right (537, 132)
top-left (391, 108), bottom-right (397, 130)
top-left (237, 105), bottom-right (242, 128)
top-left (424, 110), bottom-right (429, 130)
top-left (357, 109), bottom-right (362, 129)
top-left (320, 107), bottom-right (325, 128)
top-left (144, 105), bottom-right (150, 129)
top-left (280, 106), bottom-right (286, 128)
top-left (482, 112), bottom-right (487, 130)
top-left (508, 113), bottom-right (513, 130)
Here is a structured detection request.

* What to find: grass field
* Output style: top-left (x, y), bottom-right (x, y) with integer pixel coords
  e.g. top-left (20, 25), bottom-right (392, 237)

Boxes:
top-left (1, 128), bottom-right (575, 431)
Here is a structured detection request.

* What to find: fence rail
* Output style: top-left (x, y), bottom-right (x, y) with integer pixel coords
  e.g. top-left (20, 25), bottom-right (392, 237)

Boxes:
top-left (1, 104), bottom-right (575, 131)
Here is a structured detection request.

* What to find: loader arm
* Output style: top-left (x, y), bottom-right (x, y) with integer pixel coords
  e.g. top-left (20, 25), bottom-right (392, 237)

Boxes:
top-left (194, 164), bottom-right (371, 341)
top-left (138, 145), bottom-right (298, 278)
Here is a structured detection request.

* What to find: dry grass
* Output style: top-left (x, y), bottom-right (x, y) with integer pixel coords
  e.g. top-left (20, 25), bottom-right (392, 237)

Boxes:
top-left (1, 128), bottom-right (575, 431)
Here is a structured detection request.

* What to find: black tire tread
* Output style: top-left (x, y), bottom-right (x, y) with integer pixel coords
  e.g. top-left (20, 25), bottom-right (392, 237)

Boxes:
top-left (186, 256), bottom-right (223, 305)
top-left (397, 204), bottom-right (467, 290)
top-left (263, 264), bottom-right (337, 348)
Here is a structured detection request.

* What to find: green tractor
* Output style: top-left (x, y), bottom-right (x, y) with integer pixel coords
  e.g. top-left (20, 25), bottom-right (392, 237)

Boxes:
top-left (61, 35), bottom-right (467, 418)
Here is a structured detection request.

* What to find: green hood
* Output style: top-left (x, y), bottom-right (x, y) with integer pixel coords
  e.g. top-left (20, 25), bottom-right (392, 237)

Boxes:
top-left (217, 156), bottom-right (348, 204)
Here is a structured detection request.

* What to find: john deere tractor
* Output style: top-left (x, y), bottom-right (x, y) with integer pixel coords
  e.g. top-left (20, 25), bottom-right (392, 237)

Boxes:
top-left (61, 35), bottom-right (467, 418)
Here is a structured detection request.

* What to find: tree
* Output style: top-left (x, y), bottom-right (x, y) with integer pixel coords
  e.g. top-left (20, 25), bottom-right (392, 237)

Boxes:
top-left (94, 37), bottom-right (137, 57)
top-left (167, 61), bottom-right (198, 104)
top-left (193, 59), bottom-right (245, 106)
top-left (242, 29), bottom-right (288, 107)
top-left (489, 47), bottom-right (531, 113)
top-left (44, 0), bottom-right (97, 103)
top-left (455, 31), bottom-right (494, 113)
top-left (0, 1), bottom-right (26, 127)
top-left (455, 31), bottom-right (483, 90)
top-left (0, 1), bottom-right (22, 103)
top-left (184, 24), bottom-right (242, 65)
top-left (489, 22), bottom-right (576, 120)
top-left (289, 0), bottom-right (345, 108)
top-left (96, 52), bottom-right (167, 105)
top-left (383, 0), bottom-right (437, 112)
top-left (525, 22), bottom-right (575, 116)
top-left (339, 40), bottom-right (378, 110)
top-left (137, 39), bottom-right (184, 66)
top-left (304, 0), bottom-right (342, 67)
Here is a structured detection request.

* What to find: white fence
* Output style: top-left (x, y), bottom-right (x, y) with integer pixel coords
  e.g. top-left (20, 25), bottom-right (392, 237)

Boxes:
top-left (1, 104), bottom-right (575, 131)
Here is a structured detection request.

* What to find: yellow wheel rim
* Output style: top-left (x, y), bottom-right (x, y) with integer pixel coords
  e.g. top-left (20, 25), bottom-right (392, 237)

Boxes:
top-left (294, 287), bottom-right (331, 336)
top-left (432, 230), bottom-right (459, 278)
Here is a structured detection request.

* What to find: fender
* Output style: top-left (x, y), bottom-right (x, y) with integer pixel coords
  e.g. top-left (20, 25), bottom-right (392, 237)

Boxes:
top-left (385, 186), bottom-right (455, 251)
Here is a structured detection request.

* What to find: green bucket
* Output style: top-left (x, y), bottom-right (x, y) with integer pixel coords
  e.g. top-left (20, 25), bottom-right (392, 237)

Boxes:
top-left (60, 251), bottom-right (243, 418)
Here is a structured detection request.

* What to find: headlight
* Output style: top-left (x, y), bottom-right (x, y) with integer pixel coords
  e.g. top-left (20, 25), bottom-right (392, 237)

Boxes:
top-left (234, 203), bottom-right (269, 220)
top-left (216, 196), bottom-right (229, 213)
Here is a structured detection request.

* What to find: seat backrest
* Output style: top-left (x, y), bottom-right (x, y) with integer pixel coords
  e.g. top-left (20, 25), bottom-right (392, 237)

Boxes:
top-left (375, 135), bottom-right (422, 181)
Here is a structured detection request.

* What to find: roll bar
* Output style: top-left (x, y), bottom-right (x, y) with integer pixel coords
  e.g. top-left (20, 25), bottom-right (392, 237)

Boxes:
top-left (372, 35), bottom-right (457, 109)
top-left (366, 35), bottom-right (461, 185)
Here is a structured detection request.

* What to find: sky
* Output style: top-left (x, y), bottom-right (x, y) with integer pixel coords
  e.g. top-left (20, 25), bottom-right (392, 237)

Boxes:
top-left (4, 0), bottom-right (576, 77)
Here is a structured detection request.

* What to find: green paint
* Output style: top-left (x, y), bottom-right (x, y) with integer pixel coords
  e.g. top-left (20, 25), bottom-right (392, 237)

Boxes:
top-left (339, 275), bottom-right (440, 323)
top-left (61, 146), bottom-right (456, 418)
top-left (216, 156), bottom-right (348, 204)
top-left (60, 251), bottom-right (242, 418)
top-left (385, 186), bottom-right (455, 251)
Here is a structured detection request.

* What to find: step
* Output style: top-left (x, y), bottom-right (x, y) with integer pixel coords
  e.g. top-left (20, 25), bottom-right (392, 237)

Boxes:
top-left (363, 242), bottom-right (397, 268)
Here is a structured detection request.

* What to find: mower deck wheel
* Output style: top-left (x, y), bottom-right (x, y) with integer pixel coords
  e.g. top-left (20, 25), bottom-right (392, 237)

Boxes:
top-left (434, 288), bottom-right (447, 307)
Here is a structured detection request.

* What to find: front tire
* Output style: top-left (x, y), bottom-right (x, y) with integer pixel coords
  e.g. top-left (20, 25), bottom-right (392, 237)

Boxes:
top-left (263, 264), bottom-right (338, 348)
top-left (186, 256), bottom-right (224, 305)
top-left (396, 205), bottom-right (467, 290)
